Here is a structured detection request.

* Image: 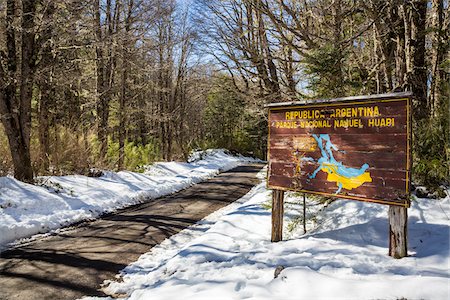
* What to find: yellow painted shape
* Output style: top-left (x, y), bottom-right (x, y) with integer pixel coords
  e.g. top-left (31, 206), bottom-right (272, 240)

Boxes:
top-left (321, 163), bottom-right (372, 190)
top-left (292, 136), bottom-right (317, 152)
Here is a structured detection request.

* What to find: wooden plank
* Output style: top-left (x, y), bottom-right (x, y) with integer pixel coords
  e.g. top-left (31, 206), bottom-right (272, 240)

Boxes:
top-left (264, 92), bottom-right (412, 108)
top-left (270, 133), bottom-right (407, 151)
top-left (268, 173), bottom-right (408, 193)
top-left (268, 175), bottom-right (408, 202)
top-left (269, 101), bottom-right (408, 119)
top-left (268, 149), bottom-right (407, 170)
top-left (269, 123), bottom-right (407, 135)
top-left (269, 162), bottom-right (408, 178)
top-left (270, 112), bottom-right (407, 122)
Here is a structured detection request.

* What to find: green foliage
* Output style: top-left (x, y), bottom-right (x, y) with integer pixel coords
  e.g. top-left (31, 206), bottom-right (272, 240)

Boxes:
top-left (261, 200), bottom-right (272, 210)
top-left (125, 141), bottom-right (160, 172)
top-left (203, 76), bottom-right (246, 149)
top-left (303, 42), bottom-right (373, 98)
top-left (231, 111), bottom-right (267, 159)
top-left (303, 44), bottom-right (348, 97)
top-left (202, 75), bottom-right (267, 159)
top-left (413, 98), bottom-right (450, 191)
top-left (284, 192), bottom-right (332, 235)
top-left (106, 139), bottom-right (160, 172)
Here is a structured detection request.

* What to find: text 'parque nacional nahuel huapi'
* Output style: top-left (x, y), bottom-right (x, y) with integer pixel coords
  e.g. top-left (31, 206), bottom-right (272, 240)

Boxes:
top-left (267, 95), bottom-right (412, 207)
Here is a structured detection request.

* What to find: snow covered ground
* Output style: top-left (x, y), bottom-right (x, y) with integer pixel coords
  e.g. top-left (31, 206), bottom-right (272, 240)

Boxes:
top-left (0, 149), bottom-right (260, 250)
top-left (85, 168), bottom-right (449, 300)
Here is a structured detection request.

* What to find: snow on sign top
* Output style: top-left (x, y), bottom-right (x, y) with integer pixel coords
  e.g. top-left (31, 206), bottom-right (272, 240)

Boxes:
top-left (266, 92), bottom-right (412, 207)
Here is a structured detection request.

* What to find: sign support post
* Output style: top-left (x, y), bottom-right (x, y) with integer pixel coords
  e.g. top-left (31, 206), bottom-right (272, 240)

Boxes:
top-left (302, 194), bottom-right (306, 233)
top-left (271, 189), bottom-right (284, 242)
top-left (388, 206), bottom-right (408, 258)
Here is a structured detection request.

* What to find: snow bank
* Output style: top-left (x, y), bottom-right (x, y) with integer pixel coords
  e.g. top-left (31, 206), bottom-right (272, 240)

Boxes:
top-left (90, 169), bottom-right (449, 300)
top-left (0, 149), bottom-right (260, 250)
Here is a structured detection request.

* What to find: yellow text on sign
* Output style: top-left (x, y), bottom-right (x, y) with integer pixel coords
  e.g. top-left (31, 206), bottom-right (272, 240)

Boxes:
top-left (285, 106), bottom-right (381, 120)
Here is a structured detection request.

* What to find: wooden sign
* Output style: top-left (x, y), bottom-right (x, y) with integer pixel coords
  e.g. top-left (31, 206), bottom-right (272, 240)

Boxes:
top-left (266, 93), bottom-right (412, 207)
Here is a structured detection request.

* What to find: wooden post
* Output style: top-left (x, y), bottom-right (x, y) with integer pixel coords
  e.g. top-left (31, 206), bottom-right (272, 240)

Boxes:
top-left (388, 206), bottom-right (408, 258)
top-left (303, 193), bottom-right (307, 233)
top-left (271, 189), bottom-right (284, 242)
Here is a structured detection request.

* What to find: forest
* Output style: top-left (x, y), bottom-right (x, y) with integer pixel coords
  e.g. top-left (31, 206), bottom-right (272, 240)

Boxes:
top-left (0, 0), bottom-right (448, 193)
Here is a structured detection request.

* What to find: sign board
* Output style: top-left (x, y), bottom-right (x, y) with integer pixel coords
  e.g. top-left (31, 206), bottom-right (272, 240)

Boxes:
top-left (266, 93), bottom-right (412, 207)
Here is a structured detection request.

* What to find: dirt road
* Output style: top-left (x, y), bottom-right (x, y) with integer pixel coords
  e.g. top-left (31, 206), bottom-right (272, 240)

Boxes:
top-left (0, 163), bottom-right (264, 300)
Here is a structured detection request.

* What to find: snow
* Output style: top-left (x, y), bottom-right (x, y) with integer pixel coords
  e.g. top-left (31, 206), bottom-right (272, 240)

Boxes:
top-left (0, 149), bottom-right (260, 250)
top-left (84, 168), bottom-right (450, 300)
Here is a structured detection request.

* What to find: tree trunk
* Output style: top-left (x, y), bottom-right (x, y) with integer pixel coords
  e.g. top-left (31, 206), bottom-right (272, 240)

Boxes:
top-left (0, 106), bottom-right (34, 182)
top-left (54, 124), bottom-right (60, 172)
top-left (95, 0), bottom-right (115, 161)
top-left (118, 0), bottom-right (133, 170)
top-left (394, 6), bottom-right (406, 88)
top-left (138, 89), bottom-right (147, 145)
top-left (39, 82), bottom-right (52, 171)
top-left (158, 36), bottom-right (166, 160)
top-left (409, 0), bottom-right (428, 121)
top-left (0, 0), bottom-right (43, 182)
top-left (373, 25), bottom-right (382, 93)
top-left (94, 0), bottom-right (106, 159)
top-left (400, 3), bottom-right (411, 85)
top-left (255, 2), bottom-right (280, 98)
top-left (331, 0), bottom-right (345, 96)
top-left (118, 65), bottom-right (127, 170)
top-left (37, 11), bottom-right (56, 173)
top-left (257, 7), bottom-right (280, 98)
top-left (429, 0), bottom-right (444, 117)
top-left (19, 0), bottom-right (39, 150)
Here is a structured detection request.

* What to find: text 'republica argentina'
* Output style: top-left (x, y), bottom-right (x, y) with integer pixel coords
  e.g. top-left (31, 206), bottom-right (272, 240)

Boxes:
top-left (276, 106), bottom-right (395, 129)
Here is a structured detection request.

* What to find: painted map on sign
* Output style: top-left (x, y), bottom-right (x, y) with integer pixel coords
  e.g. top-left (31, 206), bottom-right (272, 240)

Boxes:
top-left (303, 134), bottom-right (372, 194)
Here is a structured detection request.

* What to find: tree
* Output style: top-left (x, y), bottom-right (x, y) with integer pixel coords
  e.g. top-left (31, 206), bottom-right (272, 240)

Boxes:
top-left (118, 0), bottom-right (135, 169)
top-left (0, 0), bottom-right (55, 181)
top-left (195, 0), bottom-right (282, 101)
top-left (204, 76), bottom-right (246, 149)
top-left (94, 0), bottom-right (119, 160)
